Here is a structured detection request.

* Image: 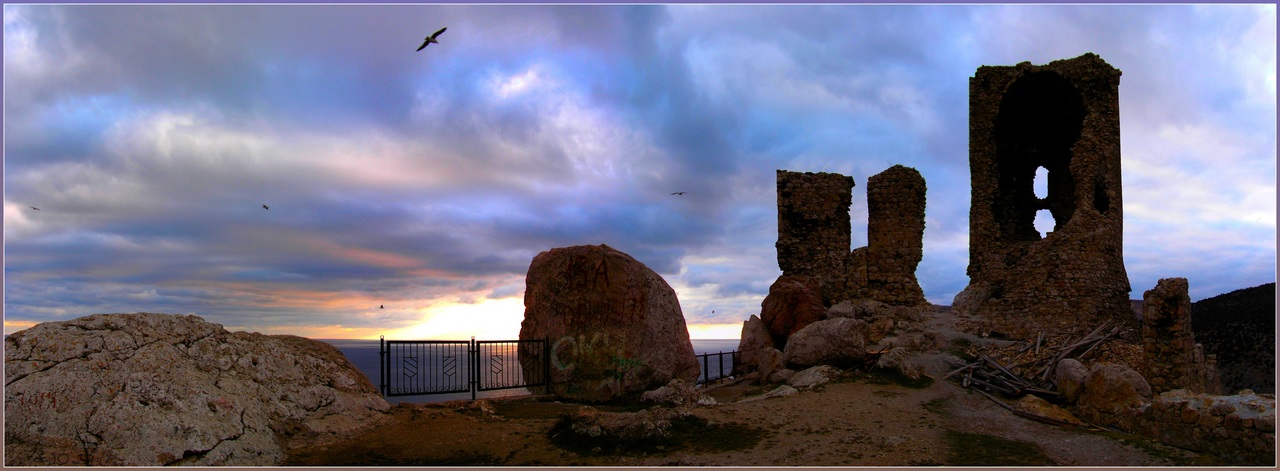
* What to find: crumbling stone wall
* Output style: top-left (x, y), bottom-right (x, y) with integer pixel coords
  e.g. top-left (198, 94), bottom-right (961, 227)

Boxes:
top-left (1142, 277), bottom-right (1221, 395)
top-left (860, 165), bottom-right (927, 306)
top-left (960, 53), bottom-right (1133, 339)
top-left (776, 170), bottom-right (854, 306)
top-left (1076, 390), bottom-right (1275, 465)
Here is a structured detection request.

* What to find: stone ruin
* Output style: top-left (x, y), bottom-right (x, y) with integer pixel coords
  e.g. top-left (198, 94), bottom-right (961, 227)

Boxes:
top-left (850, 165), bottom-right (928, 306)
top-left (1142, 277), bottom-right (1221, 395)
top-left (739, 166), bottom-right (928, 377)
top-left (775, 167), bottom-right (928, 308)
top-left (775, 170), bottom-right (855, 306)
top-left (956, 53), bottom-right (1134, 339)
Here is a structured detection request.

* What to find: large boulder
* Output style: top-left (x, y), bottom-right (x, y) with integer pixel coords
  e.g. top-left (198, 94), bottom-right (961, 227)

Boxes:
top-left (519, 244), bottom-right (700, 402)
top-left (760, 275), bottom-right (826, 348)
top-left (782, 317), bottom-right (869, 369)
top-left (4, 313), bottom-right (391, 466)
top-left (733, 315), bottom-right (773, 375)
top-left (1079, 362), bottom-right (1153, 414)
top-left (1054, 358), bottom-right (1090, 403)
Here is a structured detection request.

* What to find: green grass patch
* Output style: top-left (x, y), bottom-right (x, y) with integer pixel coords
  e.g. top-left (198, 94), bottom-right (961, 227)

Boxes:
top-left (943, 431), bottom-right (1056, 466)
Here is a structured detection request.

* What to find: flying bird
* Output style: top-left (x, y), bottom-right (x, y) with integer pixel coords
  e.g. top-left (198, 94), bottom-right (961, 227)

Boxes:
top-left (380, 305), bottom-right (385, 309)
top-left (416, 27), bottom-right (447, 51)
top-left (30, 207), bottom-right (40, 211)
top-left (671, 192), bottom-right (687, 196)
top-left (262, 204), bottom-right (269, 210)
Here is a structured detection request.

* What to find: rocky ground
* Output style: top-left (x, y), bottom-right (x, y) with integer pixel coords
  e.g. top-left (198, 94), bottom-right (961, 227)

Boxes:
top-left (282, 370), bottom-right (1218, 466)
top-left (283, 305), bottom-right (1226, 466)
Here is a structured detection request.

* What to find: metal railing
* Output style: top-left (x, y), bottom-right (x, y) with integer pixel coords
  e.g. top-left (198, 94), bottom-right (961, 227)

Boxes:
top-left (380, 337), bottom-right (549, 399)
top-left (695, 350), bottom-right (739, 385)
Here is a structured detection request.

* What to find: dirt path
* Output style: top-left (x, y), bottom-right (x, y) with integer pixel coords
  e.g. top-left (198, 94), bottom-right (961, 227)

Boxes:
top-left (283, 370), bottom-right (1214, 466)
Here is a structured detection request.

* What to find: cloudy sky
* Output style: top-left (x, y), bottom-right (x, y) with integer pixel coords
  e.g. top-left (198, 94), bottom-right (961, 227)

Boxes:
top-left (4, 4), bottom-right (1275, 340)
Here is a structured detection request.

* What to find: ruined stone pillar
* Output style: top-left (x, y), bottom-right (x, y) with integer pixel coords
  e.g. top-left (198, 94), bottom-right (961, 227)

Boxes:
top-left (776, 170), bottom-right (854, 306)
top-left (1142, 278), bottom-right (1219, 394)
top-left (864, 165), bottom-right (927, 306)
top-left (961, 53), bottom-right (1132, 338)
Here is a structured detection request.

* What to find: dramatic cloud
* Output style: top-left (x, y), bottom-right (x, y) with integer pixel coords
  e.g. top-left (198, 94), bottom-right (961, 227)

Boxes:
top-left (4, 5), bottom-right (1274, 338)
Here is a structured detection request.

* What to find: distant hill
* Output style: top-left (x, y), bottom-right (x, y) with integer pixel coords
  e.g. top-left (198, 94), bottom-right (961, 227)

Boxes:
top-left (1190, 283), bottom-right (1275, 394)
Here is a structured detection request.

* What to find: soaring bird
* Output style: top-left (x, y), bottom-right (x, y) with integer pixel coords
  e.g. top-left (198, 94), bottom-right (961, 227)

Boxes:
top-left (416, 27), bottom-right (447, 51)
top-left (30, 206), bottom-right (40, 211)
top-left (671, 192), bottom-right (687, 196)
top-left (262, 204), bottom-right (269, 210)
top-left (380, 305), bottom-right (385, 309)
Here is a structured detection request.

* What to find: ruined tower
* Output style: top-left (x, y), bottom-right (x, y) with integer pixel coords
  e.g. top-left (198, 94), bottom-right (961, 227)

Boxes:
top-left (776, 170), bottom-right (854, 306)
top-left (961, 53), bottom-right (1132, 337)
top-left (849, 165), bottom-right (928, 306)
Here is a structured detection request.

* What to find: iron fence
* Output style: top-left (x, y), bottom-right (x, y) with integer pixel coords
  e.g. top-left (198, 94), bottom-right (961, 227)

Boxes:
top-left (696, 350), bottom-right (739, 385)
top-left (380, 337), bottom-right (549, 399)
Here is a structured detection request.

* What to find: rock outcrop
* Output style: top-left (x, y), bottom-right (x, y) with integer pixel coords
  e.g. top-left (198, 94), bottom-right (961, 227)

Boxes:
top-left (782, 318), bottom-right (868, 369)
top-left (4, 313), bottom-right (391, 466)
top-left (1078, 362), bottom-right (1152, 415)
top-left (1054, 358), bottom-right (1090, 404)
top-left (787, 365), bottom-right (841, 389)
top-left (640, 379), bottom-right (716, 407)
top-left (733, 315), bottom-right (772, 375)
top-left (519, 244), bottom-right (700, 402)
top-left (759, 275), bottom-right (826, 349)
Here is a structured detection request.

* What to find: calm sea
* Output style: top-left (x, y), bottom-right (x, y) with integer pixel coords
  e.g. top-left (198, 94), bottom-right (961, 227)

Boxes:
top-left (320, 338), bottom-right (741, 404)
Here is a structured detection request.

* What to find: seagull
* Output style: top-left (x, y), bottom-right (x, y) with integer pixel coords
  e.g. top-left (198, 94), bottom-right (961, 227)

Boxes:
top-left (671, 192), bottom-right (687, 196)
top-left (30, 206), bottom-right (40, 211)
top-left (416, 27), bottom-right (447, 51)
top-left (262, 204), bottom-right (269, 210)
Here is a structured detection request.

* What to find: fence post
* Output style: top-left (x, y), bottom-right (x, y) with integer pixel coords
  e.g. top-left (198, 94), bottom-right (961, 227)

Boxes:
top-left (469, 337), bottom-right (477, 401)
top-left (702, 353), bottom-right (709, 385)
top-left (379, 336), bottom-right (386, 396)
top-left (718, 351), bottom-right (724, 383)
top-left (543, 337), bottom-right (551, 393)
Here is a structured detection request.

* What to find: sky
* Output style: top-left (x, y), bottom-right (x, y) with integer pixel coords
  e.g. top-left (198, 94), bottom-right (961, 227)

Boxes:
top-left (3, 4), bottom-right (1275, 340)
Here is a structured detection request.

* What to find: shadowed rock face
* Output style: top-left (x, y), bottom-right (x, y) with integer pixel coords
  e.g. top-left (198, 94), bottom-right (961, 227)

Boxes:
top-left (759, 275), bottom-right (826, 349)
top-left (519, 244), bottom-right (699, 402)
top-left (4, 313), bottom-right (392, 466)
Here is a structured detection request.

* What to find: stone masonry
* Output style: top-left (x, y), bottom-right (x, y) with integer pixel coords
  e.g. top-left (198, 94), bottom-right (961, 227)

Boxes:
top-left (960, 53), bottom-right (1133, 338)
top-left (855, 165), bottom-right (927, 306)
top-left (1142, 278), bottom-right (1221, 395)
top-left (776, 170), bottom-right (854, 306)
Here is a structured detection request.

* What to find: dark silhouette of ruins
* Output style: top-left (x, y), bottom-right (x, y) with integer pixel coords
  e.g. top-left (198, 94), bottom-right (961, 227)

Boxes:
top-left (957, 53), bottom-right (1134, 338)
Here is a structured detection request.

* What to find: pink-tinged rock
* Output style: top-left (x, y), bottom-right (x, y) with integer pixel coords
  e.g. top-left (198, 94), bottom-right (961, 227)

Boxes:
top-left (760, 275), bottom-right (826, 348)
top-left (757, 347), bottom-right (788, 384)
top-left (1079, 362), bottom-right (1153, 414)
top-left (519, 244), bottom-right (700, 402)
top-left (1054, 358), bottom-right (1090, 403)
top-left (782, 317), bottom-right (869, 369)
top-left (734, 315), bottom-right (773, 375)
top-left (4, 313), bottom-right (391, 466)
